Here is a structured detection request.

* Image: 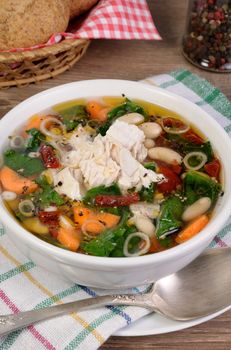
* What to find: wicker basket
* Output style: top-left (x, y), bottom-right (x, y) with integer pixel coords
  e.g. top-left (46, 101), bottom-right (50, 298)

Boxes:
top-left (0, 39), bottom-right (90, 89)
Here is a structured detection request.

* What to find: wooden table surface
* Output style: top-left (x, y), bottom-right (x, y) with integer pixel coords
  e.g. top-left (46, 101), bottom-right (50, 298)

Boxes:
top-left (0, 0), bottom-right (230, 349)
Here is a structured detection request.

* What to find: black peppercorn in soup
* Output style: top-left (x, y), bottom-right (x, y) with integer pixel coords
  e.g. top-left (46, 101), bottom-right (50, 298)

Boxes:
top-left (0, 97), bottom-right (223, 256)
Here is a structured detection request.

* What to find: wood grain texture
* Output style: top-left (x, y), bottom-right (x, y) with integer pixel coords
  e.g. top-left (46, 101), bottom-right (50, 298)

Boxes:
top-left (0, 0), bottom-right (230, 348)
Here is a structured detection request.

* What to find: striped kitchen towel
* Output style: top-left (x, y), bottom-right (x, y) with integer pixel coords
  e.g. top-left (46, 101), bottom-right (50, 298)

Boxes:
top-left (0, 70), bottom-right (230, 349)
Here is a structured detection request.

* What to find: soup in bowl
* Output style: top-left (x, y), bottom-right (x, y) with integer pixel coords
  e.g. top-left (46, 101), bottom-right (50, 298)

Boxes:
top-left (0, 80), bottom-right (230, 288)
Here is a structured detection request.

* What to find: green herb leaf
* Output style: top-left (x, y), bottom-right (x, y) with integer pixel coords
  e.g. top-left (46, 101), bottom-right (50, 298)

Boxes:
top-left (184, 142), bottom-right (213, 162)
top-left (83, 184), bottom-right (121, 206)
top-left (58, 105), bottom-right (88, 131)
top-left (99, 206), bottom-right (123, 216)
top-left (157, 235), bottom-right (173, 248)
top-left (110, 225), bottom-right (137, 257)
top-left (139, 183), bottom-right (156, 202)
top-left (183, 170), bottom-right (221, 206)
top-left (97, 120), bottom-right (112, 136)
top-left (98, 99), bottom-right (147, 135)
top-left (35, 176), bottom-right (65, 208)
top-left (26, 128), bottom-right (45, 151)
top-left (82, 227), bottom-right (125, 257)
top-left (107, 99), bottom-right (147, 121)
top-left (4, 149), bottom-right (44, 177)
top-left (167, 134), bottom-right (213, 162)
top-left (156, 196), bottom-right (184, 239)
top-left (138, 163), bottom-right (157, 202)
top-left (144, 162), bottom-right (156, 171)
top-left (81, 210), bottom-right (131, 257)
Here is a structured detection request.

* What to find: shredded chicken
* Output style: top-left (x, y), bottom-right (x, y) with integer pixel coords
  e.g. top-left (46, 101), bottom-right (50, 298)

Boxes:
top-left (51, 120), bottom-right (164, 199)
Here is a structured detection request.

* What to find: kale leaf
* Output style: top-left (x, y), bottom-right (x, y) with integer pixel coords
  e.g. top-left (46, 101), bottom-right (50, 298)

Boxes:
top-left (144, 162), bottom-right (156, 171)
top-left (81, 210), bottom-right (131, 257)
top-left (4, 149), bottom-right (44, 177)
top-left (139, 183), bottom-right (156, 203)
top-left (26, 128), bottom-right (45, 151)
top-left (139, 163), bottom-right (156, 202)
top-left (183, 170), bottom-right (222, 206)
top-left (83, 184), bottom-right (121, 206)
top-left (156, 196), bottom-right (184, 239)
top-left (107, 99), bottom-right (147, 121)
top-left (167, 134), bottom-right (213, 162)
top-left (34, 176), bottom-right (65, 208)
top-left (58, 105), bottom-right (88, 131)
top-left (98, 99), bottom-right (147, 136)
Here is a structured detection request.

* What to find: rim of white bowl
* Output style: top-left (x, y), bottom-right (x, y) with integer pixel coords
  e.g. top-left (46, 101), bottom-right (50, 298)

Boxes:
top-left (0, 79), bottom-right (231, 269)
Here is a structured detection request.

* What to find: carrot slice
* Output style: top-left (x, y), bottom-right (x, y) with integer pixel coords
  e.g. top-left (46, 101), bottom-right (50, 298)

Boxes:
top-left (73, 206), bottom-right (120, 235)
top-left (86, 101), bottom-right (102, 118)
top-left (24, 115), bottom-right (47, 131)
top-left (97, 108), bottom-right (110, 122)
top-left (175, 215), bottom-right (209, 244)
top-left (81, 220), bottom-right (105, 236)
top-left (86, 101), bottom-right (109, 121)
top-left (73, 207), bottom-right (92, 226)
top-left (95, 212), bottom-right (120, 229)
top-left (57, 227), bottom-right (81, 252)
top-left (0, 166), bottom-right (38, 195)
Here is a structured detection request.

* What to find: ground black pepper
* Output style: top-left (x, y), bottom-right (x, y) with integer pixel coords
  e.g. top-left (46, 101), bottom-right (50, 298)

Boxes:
top-left (182, 0), bottom-right (231, 72)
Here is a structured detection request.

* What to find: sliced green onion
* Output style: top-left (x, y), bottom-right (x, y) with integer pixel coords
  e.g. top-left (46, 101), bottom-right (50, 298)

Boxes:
top-left (183, 151), bottom-right (207, 171)
top-left (40, 117), bottom-right (64, 139)
top-left (161, 117), bottom-right (189, 134)
top-left (10, 136), bottom-right (25, 150)
top-left (18, 200), bottom-right (35, 217)
top-left (123, 232), bottom-right (150, 257)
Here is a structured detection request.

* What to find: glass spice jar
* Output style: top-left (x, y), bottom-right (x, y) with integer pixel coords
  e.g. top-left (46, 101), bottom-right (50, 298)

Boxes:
top-left (182, 0), bottom-right (231, 72)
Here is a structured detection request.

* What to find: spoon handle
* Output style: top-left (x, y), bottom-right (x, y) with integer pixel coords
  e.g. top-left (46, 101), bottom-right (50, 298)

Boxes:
top-left (0, 293), bottom-right (152, 336)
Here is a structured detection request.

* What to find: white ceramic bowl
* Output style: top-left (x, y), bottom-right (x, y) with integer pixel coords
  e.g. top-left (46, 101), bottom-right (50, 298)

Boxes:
top-left (0, 80), bottom-right (231, 289)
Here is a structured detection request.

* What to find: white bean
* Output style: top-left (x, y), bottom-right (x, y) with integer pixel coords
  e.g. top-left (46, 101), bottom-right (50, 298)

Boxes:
top-left (134, 215), bottom-right (155, 238)
top-left (139, 122), bottom-right (162, 139)
top-left (117, 113), bottom-right (144, 125)
top-left (144, 138), bottom-right (155, 149)
top-left (2, 191), bottom-right (17, 201)
top-left (28, 152), bottom-right (40, 158)
top-left (148, 147), bottom-right (182, 165)
top-left (182, 197), bottom-right (212, 222)
top-left (130, 202), bottom-right (160, 219)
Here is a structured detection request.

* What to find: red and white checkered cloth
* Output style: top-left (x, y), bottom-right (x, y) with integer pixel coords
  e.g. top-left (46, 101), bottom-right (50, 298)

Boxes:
top-left (2, 0), bottom-right (161, 53)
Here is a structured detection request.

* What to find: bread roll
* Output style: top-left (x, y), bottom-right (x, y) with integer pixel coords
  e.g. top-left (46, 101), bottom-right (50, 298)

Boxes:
top-left (0, 0), bottom-right (70, 50)
top-left (70, 0), bottom-right (98, 19)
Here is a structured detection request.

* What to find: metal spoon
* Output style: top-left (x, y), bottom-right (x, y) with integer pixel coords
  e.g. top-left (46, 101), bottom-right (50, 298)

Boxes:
top-left (1, 247), bottom-right (231, 336)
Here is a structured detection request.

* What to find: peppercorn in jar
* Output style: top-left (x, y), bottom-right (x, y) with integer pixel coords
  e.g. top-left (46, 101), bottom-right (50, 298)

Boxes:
top-left (182, 0), bottom-right (231, 72)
